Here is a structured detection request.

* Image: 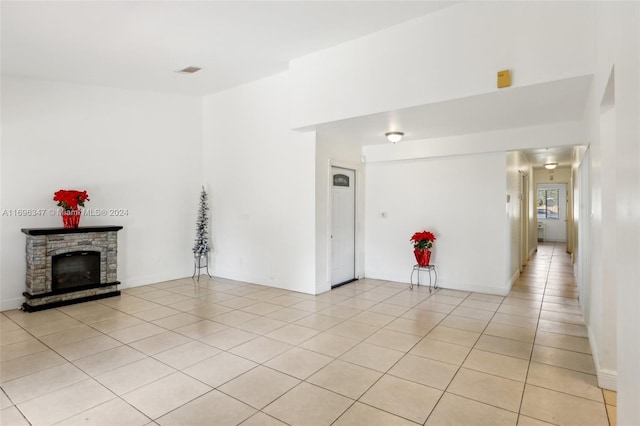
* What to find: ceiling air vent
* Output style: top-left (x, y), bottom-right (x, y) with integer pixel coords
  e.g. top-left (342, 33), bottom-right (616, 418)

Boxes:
top-left (176, 66), bottom-right (202, 74)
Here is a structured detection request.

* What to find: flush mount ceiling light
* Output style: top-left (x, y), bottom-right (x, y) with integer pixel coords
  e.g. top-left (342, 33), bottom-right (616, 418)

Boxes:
top-left (544, 162), bottom-right (558, 170)
top-left (385, 132), bottom-right (404, 143)
top-left (176, 66), bottom-right (202, 74)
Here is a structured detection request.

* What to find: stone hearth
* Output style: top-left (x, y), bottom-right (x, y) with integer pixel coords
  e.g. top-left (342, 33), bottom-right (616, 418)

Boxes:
top-left (21, 226), bottom-right (123, 312)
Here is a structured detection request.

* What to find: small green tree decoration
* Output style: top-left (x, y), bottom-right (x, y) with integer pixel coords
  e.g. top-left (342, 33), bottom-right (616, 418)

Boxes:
top-left (192, 186), bottom-right (211, 279)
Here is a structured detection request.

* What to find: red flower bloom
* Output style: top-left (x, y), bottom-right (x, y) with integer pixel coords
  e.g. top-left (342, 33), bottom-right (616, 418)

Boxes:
top-left (53, 189), bottom-right (90, 211)
top-left (410, 230), bottom-right (436, 250)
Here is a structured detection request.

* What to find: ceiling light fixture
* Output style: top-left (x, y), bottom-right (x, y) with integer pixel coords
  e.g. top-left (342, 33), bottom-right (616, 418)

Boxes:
top-left (385, 132), bottom-right (404, 143)
top-left (544, 162), bottom-right (558, 170)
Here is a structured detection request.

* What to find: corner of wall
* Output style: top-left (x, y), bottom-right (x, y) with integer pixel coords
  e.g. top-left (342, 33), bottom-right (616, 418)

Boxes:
top-left (507, 269), bottom-right (520, 292)
top-left (588, 325), bottom-right (618, 390)
top-left (1, 297), bottom-right (24, 312)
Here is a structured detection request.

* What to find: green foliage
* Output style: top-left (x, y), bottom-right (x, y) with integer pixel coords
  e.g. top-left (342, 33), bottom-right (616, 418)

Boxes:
top-left (193, 187), bottom-right (211, 256)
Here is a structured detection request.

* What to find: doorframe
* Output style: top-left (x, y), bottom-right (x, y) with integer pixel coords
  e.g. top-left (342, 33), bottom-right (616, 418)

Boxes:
top-left (520, 171), bottom-right (530, 271)
top-left (327, 160), bottom-right (364, 288)
top-left (577, 147), bottom-right (591, 323)
top-left (536, 182), bottom-right (569, 243)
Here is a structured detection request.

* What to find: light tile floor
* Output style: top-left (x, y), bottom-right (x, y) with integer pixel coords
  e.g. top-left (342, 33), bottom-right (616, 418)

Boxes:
top-left (0, 242), bottom-right (616, 425)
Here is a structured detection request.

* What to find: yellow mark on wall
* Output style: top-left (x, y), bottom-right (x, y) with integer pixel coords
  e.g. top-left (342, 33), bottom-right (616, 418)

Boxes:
top-left (497, 70), bottom-right (511, 88)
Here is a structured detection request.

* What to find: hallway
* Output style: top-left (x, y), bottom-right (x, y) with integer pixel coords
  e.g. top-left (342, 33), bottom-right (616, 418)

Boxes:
top-left (0, 243), bottom-right (615, 425)
top-left (510, 242), bottom-right (615, 425)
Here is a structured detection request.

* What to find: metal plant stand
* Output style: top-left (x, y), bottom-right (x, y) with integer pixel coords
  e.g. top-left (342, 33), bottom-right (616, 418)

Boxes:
top-left (410, 264), bottom-right (438, 291)
top-left (192, 254), bottom-right (211, 281)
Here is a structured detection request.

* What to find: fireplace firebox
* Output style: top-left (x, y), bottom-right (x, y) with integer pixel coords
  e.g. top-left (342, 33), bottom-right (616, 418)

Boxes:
top-left (52, 251), bottom-right (100, 291)
top-left (21, 226), bottom-right (123, 312)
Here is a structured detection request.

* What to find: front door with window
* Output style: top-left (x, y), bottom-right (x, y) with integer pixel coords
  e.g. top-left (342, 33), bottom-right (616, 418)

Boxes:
top-left (537, 183), bottom-right (567, 242)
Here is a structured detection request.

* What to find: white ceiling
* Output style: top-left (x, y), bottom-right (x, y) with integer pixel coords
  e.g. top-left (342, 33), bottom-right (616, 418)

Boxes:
top-left (520, 146), bottom-right (578, 169)
top-left (1, 1), bottom-right (455, 95)
top-left (1, 1), bottom-right (588, 165)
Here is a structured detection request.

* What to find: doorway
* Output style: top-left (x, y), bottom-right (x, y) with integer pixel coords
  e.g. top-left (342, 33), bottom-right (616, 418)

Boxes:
top-left (537, 183), bottom-right (568, 242)
top-left (330, 167), bottom-right (356, 287)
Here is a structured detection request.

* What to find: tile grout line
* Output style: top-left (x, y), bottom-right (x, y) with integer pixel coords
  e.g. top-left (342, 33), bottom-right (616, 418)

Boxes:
top-left (419, 287), bottom-right (528, 423)
top-left (326, 284), bottom-right (472, 425)
top-left (329, 285), bottom-right (452, 426)
top-left (516, 242), bottom-right (552, 424)
top-left (2, 248), bottom-right (603, 426)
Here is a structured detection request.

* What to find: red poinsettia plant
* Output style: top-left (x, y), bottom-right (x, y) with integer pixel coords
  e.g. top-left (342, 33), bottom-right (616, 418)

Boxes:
top-left (53, 189), bottom-right (90, 211)
top-left (410, 230), bottom-right (436, 251)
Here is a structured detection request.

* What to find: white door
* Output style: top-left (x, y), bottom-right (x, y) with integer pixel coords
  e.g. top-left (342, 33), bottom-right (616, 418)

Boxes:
top-left (537, 183), bottom-right (567, 242)
top-left (331, 167), bottom-right (356, 287)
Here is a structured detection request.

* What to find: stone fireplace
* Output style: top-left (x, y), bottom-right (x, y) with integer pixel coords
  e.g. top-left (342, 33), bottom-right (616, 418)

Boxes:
top-left (21, 226), bottom-right (123, 312)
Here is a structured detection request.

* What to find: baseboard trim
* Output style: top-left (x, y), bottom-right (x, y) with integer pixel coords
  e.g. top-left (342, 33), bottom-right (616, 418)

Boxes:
top-left (597, 369), bottom-right (618, 391)
top-left (120, 272), bottom-right (192, 289)
top-left (588, 326), bottom-right (618, 390)
top-left (435, 282), bottom-right (511, 296)
top-left (507, 269), bottom-right (520, 292)
top-left (1, 297), bottom-right (26, 312)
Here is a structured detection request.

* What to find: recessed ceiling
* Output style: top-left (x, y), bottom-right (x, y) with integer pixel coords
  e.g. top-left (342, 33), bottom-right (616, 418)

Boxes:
top-left (1, 1), bottom-right (456, 95)
top-left (316, 74), bottom-right (592, 146)
top-left (520, 146), bottom-right (578, 168)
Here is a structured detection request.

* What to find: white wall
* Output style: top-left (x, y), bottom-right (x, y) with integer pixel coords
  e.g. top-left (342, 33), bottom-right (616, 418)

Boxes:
top-left (581, 2), bottom-right (617, 392)
top-left (365, 152), bottom-right (508, 295)
top-left (0, 76), bottom-right (203, 310)
top-left (290, 2), bottom-right (594, 128)
top-left (533, 167), bottom-right (572, 185)
top-left (201, 72), bottom-right (317, 294)
top-left (315, 135), bottom-right (364, 294)
top-left (585, 2), bottom-right (640, 421)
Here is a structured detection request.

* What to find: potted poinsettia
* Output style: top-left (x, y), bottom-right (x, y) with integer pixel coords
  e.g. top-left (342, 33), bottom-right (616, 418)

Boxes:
top-left (410, 230), bottom-right (436, 266)
top-left (53, 189), bottom-right (89, 228)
